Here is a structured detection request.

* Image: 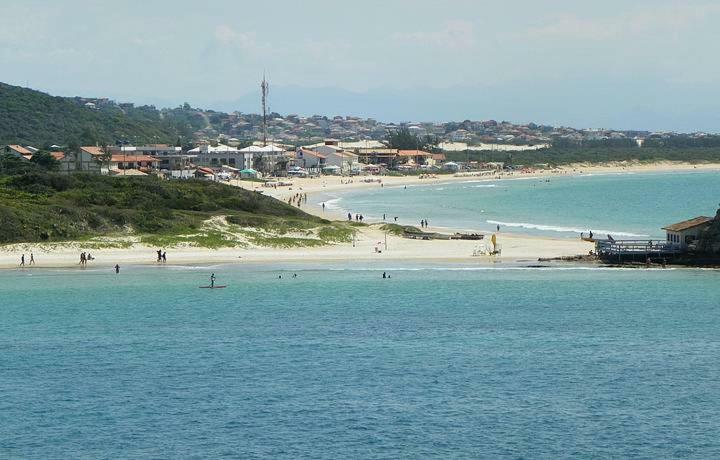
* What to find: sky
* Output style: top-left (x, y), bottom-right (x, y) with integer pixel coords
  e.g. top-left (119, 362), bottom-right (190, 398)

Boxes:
top-left (1, 0), bottom-right (720, 132)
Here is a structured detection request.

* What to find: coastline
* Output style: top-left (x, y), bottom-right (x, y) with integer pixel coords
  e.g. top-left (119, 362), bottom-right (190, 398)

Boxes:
top-left (1, 161), bottom-right (718, 270)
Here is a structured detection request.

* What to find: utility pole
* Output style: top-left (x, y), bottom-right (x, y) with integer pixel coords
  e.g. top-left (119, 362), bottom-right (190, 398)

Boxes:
top-left (261, 74), bottom-right (269, 147)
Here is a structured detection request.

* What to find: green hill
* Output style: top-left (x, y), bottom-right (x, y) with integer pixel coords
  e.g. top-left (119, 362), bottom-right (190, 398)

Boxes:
top-left (0, 82), bottom-right (206, 147)
top-left (0, 168), bottom-right (352, 247)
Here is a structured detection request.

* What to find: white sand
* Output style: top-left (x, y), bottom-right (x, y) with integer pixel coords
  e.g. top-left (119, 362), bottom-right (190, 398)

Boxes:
top-left (1, 162), bottom-right (717, 270)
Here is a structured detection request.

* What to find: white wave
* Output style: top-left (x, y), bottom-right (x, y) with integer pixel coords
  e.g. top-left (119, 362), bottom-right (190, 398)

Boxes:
top-left (322, 197), bottom-right (343, 211)
top-left (487, 220), bottom-right (650, 237)
top-left (472, 184), bottom-right (497, 188)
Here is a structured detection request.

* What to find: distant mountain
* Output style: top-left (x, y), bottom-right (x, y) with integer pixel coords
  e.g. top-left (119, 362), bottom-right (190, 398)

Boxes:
top-left (0, 82), bottom-right (204, 147)
top-left (210, 80), bottom-right (720, 133)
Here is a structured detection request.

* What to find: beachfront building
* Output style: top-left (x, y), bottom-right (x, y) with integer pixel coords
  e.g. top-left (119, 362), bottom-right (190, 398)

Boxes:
top-left (294, 148), bottom-right (326, 172)
top-left (109, 154), bottom-right (159, 175)
top-left (239, 144), bottom-right (289, 174)
top-left (188, 144), bottom-right (251, 169)
top-left (663, 216), bottom-right (714, 250)
top-left (305, 140), bottom-right (359, 174)
top-left (355, 148), bottom-right (400, 168)
top-left (133, 144), bottom-right (195, 173)
top-left (397, 149), bottom-right (432, 167)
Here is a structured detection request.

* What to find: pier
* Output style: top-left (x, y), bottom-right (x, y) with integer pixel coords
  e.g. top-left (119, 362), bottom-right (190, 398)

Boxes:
top-left (595, 239), bottom-right (684, 263)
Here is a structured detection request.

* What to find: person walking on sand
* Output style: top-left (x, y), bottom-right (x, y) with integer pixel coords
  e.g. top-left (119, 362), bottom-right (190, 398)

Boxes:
top-left (162, 251), bottom-right (167, 263)
top-left (29, 253), bottom-right (35, 265)
top-left (20, 254), bottom-right (25, 267)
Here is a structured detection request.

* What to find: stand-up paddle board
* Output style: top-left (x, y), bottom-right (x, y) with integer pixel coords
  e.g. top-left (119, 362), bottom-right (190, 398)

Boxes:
top-left (199, 285), bottom-right (227, 289)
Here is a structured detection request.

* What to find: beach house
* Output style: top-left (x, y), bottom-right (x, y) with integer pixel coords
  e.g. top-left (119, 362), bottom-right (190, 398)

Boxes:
top-left (294, 148), bottom-right (326, 172)
top-left (188, 144), bottom-right (249, 169)
top-left (663, 216), bottom-right (714, 250)
top-left (305, 140), bottom-right (359, 173)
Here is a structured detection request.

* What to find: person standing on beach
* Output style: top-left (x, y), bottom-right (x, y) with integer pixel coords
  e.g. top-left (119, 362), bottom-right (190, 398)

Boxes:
top-left (20, 254), bottom-right (25, 267)
top-left (162, 251), bottom-right (167, 263)
top-left (322, 202), bottom-right (325, 212)
top-left (496, 224), bottom-right (500, 232)
top-left (29, 253), bottom-right (35, 265)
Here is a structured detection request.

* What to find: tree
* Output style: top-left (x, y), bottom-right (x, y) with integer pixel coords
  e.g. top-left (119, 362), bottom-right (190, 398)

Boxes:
top-left (29, 151), bottom-right (60, 171)
top-left (386, 128), bottom-right (421, 150)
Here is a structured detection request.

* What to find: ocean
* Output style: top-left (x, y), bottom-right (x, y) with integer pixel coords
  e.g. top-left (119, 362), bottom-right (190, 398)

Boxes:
top-left (317, 170), bottom-right (720, 238)
top-left (2, 264), bottom-right (720, 458)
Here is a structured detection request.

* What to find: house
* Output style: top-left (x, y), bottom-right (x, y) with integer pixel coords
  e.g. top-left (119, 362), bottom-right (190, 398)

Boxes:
top-left (430, 153), bottom-right (446, 167)
top-left (239, 144), bottom-right (287, 173)
top-left (294, 148), bottom-right (326, 171)
top-left (188, 144), bottom-right (247, 168)
top-left (397, 149), bottom-right (432, 167)
top-left (134, 144), bottom-right (194, 171)
top-left (305, 141), bottom-right (359, 173)
top-left (52, 147), bottom-right (105, 173)
top-left (663, 216), bottom-right (714, 250)
top-left (109, 154), bottom-right (159, 174)
top-left (3, 145), bottom-right (34, 160)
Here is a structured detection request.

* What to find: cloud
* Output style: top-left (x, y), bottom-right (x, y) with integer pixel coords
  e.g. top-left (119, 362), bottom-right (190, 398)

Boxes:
top-left (524, 3), bottom-right (720, 42)
top-left (392, 20), bottom-right (475, 49)
top-left (213, 25), bottom-right (267, 54)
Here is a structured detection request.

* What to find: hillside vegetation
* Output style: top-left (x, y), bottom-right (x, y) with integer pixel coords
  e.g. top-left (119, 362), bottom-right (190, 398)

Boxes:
top-left (0, 82), bottom-right (206, 146)
top-left (0, 163), bottom-right (352, 247)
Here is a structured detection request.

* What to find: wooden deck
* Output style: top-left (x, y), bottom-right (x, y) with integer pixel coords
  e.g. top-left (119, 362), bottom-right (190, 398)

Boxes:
top-left (595, 239), bottom-right (685, 263)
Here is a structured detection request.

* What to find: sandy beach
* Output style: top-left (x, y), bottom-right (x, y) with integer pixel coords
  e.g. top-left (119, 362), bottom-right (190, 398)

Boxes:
top-left (1, 161), bottom-right (718, 270)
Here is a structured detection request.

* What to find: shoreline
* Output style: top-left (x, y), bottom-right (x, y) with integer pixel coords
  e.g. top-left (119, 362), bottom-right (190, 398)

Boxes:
top-left (1, 162), bottom-right (718, 270)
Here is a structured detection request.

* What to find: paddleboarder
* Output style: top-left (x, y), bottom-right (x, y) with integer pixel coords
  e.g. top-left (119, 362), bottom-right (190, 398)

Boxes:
top-left (210, 273), bottom-right (216, 288)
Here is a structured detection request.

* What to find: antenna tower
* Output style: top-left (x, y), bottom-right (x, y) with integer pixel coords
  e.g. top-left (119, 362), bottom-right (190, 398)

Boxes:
top-left (261, 75), bottom-right (269, 146)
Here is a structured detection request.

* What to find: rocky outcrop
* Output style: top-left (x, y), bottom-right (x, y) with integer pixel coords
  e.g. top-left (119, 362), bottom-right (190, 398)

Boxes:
top-left (698, 208), bottom-right (720, 254)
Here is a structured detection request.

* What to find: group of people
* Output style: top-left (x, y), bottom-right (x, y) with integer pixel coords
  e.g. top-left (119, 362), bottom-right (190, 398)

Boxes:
top-left (19, 253), bottom-right (35, 267)
top-left (288, 193), bottom-right (307, 208)
top-left (349, 213), bottom-right (365, 222)
top-left (79, 252), bottom-right (94, 266)
top-left (156, 249), bottom-right (167, 263)
top-left (420, 219), bottom-right (429, 228)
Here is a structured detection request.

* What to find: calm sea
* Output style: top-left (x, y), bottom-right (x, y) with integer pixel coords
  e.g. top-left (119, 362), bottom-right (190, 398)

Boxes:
top-left (319, 170), bottom-right (720, 238)
top-left (2, 264), bottom-right (720, 458)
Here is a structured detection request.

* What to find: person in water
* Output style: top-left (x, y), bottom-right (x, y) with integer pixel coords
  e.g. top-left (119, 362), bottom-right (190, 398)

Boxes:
top-left (210, 273), bottom-right (216, 288)
top-left (114, 264), bottom-right (120, 274)
top-left (382, 272), bottom-right (387, 279)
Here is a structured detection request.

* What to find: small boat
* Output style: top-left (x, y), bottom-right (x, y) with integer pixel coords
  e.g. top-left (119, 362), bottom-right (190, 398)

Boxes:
top-left (199, 285), bottom-right (227, 289)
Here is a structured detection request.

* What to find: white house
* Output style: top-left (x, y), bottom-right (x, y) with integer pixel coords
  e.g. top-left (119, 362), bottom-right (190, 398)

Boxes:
top-left (294, 148), bottom-right (326, 171)
top-left (662, 216), bottom-right (713, 249)
top-left (303, 140), bottom-right (358, 173)
top-left (188, 144), bottom-right (249, 169)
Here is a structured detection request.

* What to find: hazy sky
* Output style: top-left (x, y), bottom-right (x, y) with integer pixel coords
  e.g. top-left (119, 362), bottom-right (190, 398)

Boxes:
top-left (2, 0), bottom-right (719, 131)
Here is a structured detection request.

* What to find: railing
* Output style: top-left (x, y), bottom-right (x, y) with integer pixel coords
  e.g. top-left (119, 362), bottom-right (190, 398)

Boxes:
top-left (595, 239), bottom-right (684, 255)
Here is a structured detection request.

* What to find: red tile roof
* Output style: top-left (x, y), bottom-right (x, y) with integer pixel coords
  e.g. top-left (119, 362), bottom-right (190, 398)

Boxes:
top-left (110, 155), bottom-right (159, 163)
top-left (7, 144), bottom-right (32, 155)
top-left (81, 146), bottom-right (105, 156)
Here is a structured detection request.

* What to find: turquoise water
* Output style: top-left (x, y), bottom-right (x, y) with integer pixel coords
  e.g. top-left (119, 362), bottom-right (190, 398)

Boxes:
top-left (320, 170), bottom-right (720, 238)
top-left (2, 264), bottom-right (720, 458)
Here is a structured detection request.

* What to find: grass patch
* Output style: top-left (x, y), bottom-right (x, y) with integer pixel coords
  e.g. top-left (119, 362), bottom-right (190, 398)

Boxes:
top-left (380, 224), bottom-right (421, 235)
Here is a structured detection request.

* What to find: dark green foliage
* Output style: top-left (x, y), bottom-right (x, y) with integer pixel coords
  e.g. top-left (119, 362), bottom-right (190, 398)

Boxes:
top-left (386, 127), bottom-right (438, 151)
top-left (0, 82), bottom-right (206, 146)
top-left (447, 143), bottom-right (720, 166)
top-left (0, 172), bottom-right (324, 243)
